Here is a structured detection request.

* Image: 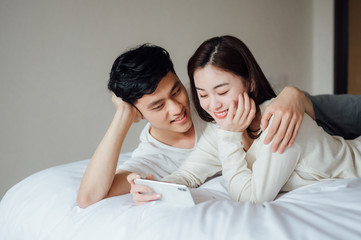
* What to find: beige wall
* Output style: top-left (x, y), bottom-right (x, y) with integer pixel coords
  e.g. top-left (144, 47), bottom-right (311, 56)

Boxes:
top-left (312, 0), bottom-right (334, 94)
top-left (0, 0), bottom-right (333, 198)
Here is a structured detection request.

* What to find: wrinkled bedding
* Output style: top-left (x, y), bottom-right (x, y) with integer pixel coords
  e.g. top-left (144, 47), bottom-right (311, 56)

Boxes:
top-left (1, 152), bottom-right (361, 240)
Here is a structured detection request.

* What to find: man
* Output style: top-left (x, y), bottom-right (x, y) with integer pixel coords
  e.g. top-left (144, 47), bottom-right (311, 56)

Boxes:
top-left (77, 44), bottom-right (360, 207)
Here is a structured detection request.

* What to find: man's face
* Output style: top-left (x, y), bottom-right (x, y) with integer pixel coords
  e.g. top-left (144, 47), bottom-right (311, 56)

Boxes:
top-left (134, 71), bottom-right (193, 136)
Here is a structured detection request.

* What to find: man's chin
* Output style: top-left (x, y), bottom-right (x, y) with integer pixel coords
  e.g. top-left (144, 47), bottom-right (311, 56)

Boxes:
top-left (174, 121), bottom-right (193, 134)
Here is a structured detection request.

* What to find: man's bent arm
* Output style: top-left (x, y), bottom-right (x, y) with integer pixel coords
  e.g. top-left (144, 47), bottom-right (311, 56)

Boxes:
top-left (77, 95), bottom-right (141, 208)
top-left (261, 86), bottom-right (312, 153)
top-left (304, 92), bottom-right (361, 139)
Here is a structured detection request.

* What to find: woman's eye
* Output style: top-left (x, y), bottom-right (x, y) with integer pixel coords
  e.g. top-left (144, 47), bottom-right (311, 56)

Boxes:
top-left (199, 94), bottom-right (208, 98)
top-left (218, 91), bottom-right (229, 96)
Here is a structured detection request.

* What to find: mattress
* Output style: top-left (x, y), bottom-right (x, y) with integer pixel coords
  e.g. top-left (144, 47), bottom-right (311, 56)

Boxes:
top-left (1, 152), bottom-right (361, 240)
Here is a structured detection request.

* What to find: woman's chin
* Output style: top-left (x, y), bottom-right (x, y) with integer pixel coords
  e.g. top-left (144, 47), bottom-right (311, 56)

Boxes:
top-left (213, 118), bottom-right (224, 126)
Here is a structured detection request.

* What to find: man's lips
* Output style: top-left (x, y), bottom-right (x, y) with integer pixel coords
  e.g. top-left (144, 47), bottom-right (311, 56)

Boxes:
top-left (171, 111), bottom-right (187, 123)
top-left (214, 109), bottom-right (228, 119)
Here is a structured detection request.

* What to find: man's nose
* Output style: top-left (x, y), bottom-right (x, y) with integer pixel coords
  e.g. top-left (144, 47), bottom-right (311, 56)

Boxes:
top-left (168, 99), bottom-right (183, 115)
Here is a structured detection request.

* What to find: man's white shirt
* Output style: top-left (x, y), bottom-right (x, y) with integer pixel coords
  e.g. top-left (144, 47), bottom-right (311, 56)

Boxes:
top-left (119, 103), bottom-right (206, 179)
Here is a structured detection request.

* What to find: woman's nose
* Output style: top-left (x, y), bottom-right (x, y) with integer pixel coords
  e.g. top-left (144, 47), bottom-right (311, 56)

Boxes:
top-left (209, 96), bottom-right (221, 111)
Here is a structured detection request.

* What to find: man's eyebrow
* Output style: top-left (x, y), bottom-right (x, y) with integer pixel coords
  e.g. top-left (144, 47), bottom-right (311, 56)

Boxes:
top-left (171, 81), bottom-right (180, 92)
top-left (196, 82), bottom-right (230, 91)
top-left (147, 81), bottom-right (180, 109)
top-left (147, 99), bottom-right (164, 109)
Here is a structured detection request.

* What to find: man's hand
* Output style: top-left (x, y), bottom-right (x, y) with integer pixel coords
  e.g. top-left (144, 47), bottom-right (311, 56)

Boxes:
top-left (127, 173), bottom-right (161, 205)
top-left (219, 92), bottom-right (256, 132)
top-left (112, 94), bottom-right (142, 123)
top-left (261, 87), bottom-right (305, 153)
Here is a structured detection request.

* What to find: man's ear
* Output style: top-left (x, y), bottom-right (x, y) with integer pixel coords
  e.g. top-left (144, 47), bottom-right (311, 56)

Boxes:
top-left (138, 109), bottom-right (144, 120)
top-left (131, 103), bottom-right (144, 120)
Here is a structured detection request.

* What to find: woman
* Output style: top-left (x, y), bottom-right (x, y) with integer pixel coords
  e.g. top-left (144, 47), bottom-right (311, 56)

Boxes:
top-left (162, 35), bottom-right (361, 203)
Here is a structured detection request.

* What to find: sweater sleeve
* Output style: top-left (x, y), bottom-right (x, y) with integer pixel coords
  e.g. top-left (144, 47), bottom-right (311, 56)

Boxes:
top-left (218, 122), bottom-right (301, 203)
top-left (162, 124), bottom-right (222, 187)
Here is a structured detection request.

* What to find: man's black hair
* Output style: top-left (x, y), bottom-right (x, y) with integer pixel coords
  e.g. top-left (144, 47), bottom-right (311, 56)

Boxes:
top-left (108, 44), bottom-right (176, 104)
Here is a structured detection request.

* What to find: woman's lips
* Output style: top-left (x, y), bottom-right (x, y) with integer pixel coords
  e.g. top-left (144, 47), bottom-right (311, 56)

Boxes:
top-left (214, 109), bottom-right (228, 119)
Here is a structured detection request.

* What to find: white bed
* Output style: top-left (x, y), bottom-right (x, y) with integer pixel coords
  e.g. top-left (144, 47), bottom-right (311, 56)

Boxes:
top-left (1, 152), bottom-right (361, 240)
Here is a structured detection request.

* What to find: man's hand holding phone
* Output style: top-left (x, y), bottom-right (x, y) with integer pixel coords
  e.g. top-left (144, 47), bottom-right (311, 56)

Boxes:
top-left (127, 173), bottom-right (161, 205)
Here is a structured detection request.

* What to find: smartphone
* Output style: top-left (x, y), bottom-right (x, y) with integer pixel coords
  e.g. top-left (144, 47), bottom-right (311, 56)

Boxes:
top-left (134, 178), bottom-right (195, 207)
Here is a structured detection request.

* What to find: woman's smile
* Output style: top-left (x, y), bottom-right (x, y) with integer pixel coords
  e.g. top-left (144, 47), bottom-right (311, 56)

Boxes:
top-left (214, 109), bottom-right (228, 119)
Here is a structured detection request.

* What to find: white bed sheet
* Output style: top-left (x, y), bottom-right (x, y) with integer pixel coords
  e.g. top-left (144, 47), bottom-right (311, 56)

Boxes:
top-left (1, 152), bottom-right (361, 240)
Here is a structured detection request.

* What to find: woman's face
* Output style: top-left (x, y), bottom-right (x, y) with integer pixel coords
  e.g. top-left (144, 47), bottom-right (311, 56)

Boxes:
top-left (193, 65), bottom-right (248, 125)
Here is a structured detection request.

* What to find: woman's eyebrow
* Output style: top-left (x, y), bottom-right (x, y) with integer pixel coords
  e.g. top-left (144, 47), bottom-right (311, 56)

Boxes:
top-left (196, 87), bottom-right (205, 91)
top-left (214, 83), bottom-right (230, 89)
top-left (196, 82), bottom-right (230, 91)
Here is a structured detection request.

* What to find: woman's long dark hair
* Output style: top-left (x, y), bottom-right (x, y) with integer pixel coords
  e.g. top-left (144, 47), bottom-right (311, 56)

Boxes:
top-left (187, 35), bottom-right (276, 139)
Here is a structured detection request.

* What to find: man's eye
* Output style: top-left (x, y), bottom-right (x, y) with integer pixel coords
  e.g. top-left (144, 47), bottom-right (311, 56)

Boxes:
top-left (172, 87), bottom-right (181, 96)
top-left (152, 104), bottom-right (164, 111)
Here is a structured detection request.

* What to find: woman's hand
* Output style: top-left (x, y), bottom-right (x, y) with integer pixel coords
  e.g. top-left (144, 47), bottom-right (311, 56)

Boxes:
top-left (261, 87), bottom-right (305, 153)
top-left (219, 92), bottom-right (256, 132)
top-left (127, 173), bottom-right (161, 205)
top-left (112, 94), bottom-right (142, 123)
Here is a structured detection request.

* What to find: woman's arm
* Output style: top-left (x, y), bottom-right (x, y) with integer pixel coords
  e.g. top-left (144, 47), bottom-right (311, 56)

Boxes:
top-left (219, 122), bottom-right (300, 203)
top-left (162, 124), bottom-right (221, 187)
top-left (218, 95), bottom-right (300, 203)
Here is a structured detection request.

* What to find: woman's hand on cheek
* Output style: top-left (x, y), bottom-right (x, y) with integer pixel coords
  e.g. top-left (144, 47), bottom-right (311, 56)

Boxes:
top-left (219, 92), bottom-right (256, 132)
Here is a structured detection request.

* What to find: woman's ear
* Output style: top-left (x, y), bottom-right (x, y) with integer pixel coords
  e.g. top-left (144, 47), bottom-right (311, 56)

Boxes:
top-left (250, 78), bottom-right (255, 92)
top-left (247, 77), bottom-right (255, 93)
